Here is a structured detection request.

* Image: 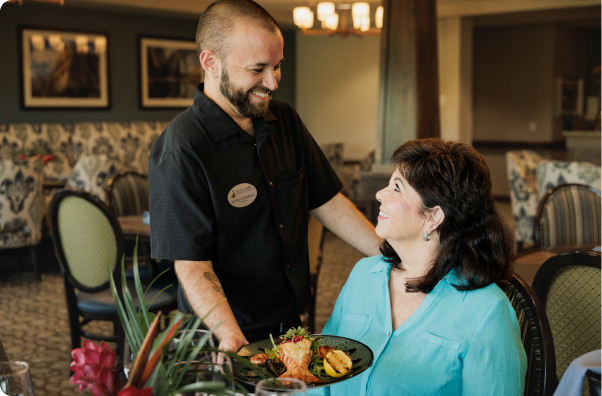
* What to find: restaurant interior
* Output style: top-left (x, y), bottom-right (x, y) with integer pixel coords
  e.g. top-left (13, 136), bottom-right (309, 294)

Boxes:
top-left (0, 0), bottom-right (600, 395)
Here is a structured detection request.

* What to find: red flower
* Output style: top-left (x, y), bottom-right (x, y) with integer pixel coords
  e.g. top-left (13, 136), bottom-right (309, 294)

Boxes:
top-left (70, 340), bottom-right (121, 396)
top-left (17, 154), bottom-right (28, 160)
top-left (42, 154), bottom-right (56, 164)
top-left (118, 386), bottom-right (153, 396)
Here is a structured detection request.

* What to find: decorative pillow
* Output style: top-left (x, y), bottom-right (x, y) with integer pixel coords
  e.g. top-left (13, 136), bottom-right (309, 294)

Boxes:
top-left (0, 158), bottom-right (45, 249)
top-left (66, 154), bottom-right (120, 203)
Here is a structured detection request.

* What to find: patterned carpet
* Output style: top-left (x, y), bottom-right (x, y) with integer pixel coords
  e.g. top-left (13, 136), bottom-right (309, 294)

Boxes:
top-left (0, 230), bottom-right (364, 396)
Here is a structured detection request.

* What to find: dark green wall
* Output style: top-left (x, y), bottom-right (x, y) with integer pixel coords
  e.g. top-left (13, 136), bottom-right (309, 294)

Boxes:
top-left (0, 2), bottom-right (296, 123)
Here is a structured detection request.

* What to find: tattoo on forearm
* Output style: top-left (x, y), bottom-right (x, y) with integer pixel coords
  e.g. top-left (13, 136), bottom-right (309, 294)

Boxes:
top-left (204, 272), bottom-right (225, 297)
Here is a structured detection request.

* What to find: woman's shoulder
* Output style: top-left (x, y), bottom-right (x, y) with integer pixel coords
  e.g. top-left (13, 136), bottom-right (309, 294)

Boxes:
top-left (349, 255), bottom-right (388, 275)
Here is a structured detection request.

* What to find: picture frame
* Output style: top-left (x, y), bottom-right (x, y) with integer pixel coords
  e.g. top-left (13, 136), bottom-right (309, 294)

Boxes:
top-left (139, 36), bottom-right (203, 108)
top-left (20, 27), bottom-right (110, 109)
top-left (557, 77), bottom-right (584, 117)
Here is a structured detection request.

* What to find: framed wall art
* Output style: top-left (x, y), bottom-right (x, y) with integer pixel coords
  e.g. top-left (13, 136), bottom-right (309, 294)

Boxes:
top-left (557, 77), bottom-right (584, 117)
top-left (20, 27), bottom-right (109, 108)
top-left (139, 36), bottom-right (202, 108)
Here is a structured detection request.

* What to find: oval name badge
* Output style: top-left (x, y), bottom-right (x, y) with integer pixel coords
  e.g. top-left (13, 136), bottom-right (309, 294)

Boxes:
top-left (228, 183), bottom-right (258, 208)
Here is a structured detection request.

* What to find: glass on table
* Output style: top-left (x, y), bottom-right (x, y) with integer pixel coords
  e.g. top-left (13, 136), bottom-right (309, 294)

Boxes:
top-left (255, 378), bottom-right (307, 396)
top-left (171, 329), bottom-right (234, 396)
top-left (0, 361), bottom-right (35, 396)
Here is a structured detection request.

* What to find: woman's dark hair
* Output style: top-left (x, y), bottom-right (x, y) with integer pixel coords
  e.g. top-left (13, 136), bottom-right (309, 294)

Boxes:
top-left (380, 138), bottom-right (514, 293)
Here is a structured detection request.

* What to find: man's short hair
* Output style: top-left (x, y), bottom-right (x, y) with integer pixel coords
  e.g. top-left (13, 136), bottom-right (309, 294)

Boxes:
top-left (196, 0), bottom-right (280, 59)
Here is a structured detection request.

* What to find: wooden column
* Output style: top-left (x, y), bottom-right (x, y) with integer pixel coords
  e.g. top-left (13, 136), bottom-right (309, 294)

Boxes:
top-left (376, 0), bottom-right (440, 164)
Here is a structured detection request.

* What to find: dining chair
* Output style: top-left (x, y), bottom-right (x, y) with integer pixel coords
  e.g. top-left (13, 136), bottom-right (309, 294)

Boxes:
top-left (531, 251), bottom-right (601, 394)
top-left (505, 273), bottom-right (556, 396)
top-left (586, 370), bottom-right (601, 396)
top-left (0, 158), bottom-right (45, 281)
top-left (0, 337), bottom-right (8, 362)
top-left (106, 171), bottom-right (149, 217)
top-left (506, 150), bottom-right (542, 251)
top-left (301, 214), bottom-right (326, 333)
top-left (48, 188), bottom-right (178, 357)
top-left (106, 170), bottom-right (154, 277)
top-left (533, 183), bottom-right (601, 250)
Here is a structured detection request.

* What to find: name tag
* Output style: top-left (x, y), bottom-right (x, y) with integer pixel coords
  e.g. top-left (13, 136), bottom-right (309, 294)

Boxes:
top-left (227, 183), bottom-right (258, 208)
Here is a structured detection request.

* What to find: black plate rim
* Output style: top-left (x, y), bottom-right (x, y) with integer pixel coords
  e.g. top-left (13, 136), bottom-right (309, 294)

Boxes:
top-left (233, 334), bottom-right (374, 389)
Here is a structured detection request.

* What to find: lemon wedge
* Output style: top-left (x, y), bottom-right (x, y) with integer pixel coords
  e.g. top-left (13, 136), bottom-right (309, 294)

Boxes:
top-left (323, 350), bottom-right (352, 378)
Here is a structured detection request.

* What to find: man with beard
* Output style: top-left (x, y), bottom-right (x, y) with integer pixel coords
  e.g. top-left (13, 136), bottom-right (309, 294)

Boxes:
top-left (149, 0), bottom-right (382, 353)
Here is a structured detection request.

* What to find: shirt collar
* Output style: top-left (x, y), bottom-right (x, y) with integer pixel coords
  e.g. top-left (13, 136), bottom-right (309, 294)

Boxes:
top-left (190, 83), bottom-right (278, 143)
top-left (442, 270), bottom-right (468, 301)
top-left (370, 257), bottom-right (467, 301)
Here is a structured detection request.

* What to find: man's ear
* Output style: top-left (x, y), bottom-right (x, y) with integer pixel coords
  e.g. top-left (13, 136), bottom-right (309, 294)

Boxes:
top-left (200, 50), bottom-right (220, 80)
top-left (425, 206), bottom-right (445, 235)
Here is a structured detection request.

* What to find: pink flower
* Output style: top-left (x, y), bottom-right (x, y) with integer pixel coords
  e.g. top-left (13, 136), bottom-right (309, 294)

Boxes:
top-left (70, 340), bottom-right (121, 396)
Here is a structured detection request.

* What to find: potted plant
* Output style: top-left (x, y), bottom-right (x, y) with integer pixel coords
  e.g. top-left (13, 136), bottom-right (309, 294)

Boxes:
top-left (70, 241), bottom-right (270, 396)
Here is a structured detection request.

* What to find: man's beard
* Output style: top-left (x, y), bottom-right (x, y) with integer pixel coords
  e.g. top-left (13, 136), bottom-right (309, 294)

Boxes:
top-left (220, 67), bottom-right (271, 118)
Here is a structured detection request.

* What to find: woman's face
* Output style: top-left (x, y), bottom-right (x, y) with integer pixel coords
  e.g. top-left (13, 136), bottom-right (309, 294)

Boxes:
top-left (375, 168), bottom-right (427, 244)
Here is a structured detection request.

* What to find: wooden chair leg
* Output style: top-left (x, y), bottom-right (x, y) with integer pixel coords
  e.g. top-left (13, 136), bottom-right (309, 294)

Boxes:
top-left (30, 245), bottom-right (41, 282)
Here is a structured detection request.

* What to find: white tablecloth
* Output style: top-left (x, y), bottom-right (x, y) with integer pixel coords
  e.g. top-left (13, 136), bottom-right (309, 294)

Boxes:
top-left (553, 350), bottom-right (601, 396)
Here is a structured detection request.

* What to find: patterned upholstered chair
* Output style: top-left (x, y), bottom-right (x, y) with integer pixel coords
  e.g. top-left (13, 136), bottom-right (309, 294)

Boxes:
top-left (505, 274), bottom-right (556, 396)
top-left (533, 184), bottom-right (601, 249)
top-left (66, 154), bottom-right (120, 204)
top-left (106, 171), bottom-right (149, 217)
top-left (0, 158), bottom-right (45, 281)
top-left (506, 150), bottom-right (543, 251)
top-left (48, 189), bottom-right (177, 356)
top-left (531, 251), bottom-right (601, 396)
top-left (536, 161), bottom-right (601, 202)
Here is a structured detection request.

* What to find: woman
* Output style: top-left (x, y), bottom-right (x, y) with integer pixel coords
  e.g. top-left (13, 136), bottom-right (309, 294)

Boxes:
top-left (312, 139), bottom-right (527, 396)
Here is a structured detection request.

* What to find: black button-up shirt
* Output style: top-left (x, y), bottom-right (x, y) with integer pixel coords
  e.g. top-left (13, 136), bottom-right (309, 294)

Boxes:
top-left (149, 85), bottom-right (342, 335)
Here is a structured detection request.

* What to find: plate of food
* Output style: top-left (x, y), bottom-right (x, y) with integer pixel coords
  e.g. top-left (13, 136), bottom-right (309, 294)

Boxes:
top-left (233, 327), bottom-right (373, 389)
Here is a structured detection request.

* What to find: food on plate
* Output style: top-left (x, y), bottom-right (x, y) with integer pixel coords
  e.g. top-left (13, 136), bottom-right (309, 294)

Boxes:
top-left (247, 327), bottom-right (353, 385)
top-left (323, 350), bottom-right (353, 378)
top-left (250, 353), bottom-right (269, 365)
top-left (317, 345), bottom-right (335, 359)
top-left (278, 337), bottom-right (322, 384)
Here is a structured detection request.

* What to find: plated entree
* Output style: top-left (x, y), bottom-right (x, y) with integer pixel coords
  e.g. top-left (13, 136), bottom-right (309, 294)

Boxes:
top-left (249, 327), bottom-right (352, 385)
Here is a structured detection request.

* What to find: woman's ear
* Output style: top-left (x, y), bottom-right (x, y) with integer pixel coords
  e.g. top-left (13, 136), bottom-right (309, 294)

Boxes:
top-left (200, 50), bottom-right (220, 80)
top-left (425, 206), bottom-right (445, 235)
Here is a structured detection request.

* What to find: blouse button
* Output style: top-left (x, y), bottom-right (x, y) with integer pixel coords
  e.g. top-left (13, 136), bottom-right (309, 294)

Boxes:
top-left (280, 224), bottom-right (284, 229)
top-left (269, 182), bottom-right (274, 186)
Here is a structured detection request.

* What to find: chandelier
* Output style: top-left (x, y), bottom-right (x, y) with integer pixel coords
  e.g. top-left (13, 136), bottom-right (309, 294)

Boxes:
top-left (6, 0), bottom-right (64, 5)
top-left (293, 2), bottom-right (383, 37)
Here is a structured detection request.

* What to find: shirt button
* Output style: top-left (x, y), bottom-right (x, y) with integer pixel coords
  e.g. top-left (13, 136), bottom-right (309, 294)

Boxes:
top-left (287, 265), bottom-right (291, 269)
top-left (280, 224), bottom-right (284, 228)
top-left (269, 182), bottom-right (273, 186)
top-left (388, 332), bottom-right (391, 337)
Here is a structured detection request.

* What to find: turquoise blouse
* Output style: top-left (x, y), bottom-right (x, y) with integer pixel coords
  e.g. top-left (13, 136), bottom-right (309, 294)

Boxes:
top-left (309, 256), bottom-right (527, 396)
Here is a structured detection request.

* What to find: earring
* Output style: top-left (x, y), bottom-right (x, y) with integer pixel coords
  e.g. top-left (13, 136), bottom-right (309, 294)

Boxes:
top-left (424, 232), bottom-right (431, 242)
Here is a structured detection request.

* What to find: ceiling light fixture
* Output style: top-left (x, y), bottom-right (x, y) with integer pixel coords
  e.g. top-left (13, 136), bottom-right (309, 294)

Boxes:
top-left (6, 0), bottom-right (65, 5)
top-left (293, 2), bottom-right (383, 37)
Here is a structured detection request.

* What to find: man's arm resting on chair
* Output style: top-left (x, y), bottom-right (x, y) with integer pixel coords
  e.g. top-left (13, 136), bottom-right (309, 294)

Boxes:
top-left (174, 260), bottom-right (248, 353)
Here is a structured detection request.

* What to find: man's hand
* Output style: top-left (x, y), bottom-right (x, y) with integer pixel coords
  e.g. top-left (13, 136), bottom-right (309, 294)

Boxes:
top-left (218, 331), bottom-right (248, 353)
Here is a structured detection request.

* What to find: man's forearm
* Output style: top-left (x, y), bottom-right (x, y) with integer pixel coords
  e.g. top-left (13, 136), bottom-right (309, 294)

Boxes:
top-left (174, 260), bottom-right (247, 351)
top-left (310, 192), bottom-right (383, 257)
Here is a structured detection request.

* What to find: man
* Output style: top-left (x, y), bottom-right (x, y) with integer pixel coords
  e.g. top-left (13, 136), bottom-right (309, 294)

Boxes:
top-left (149, 0), bottom-right (381, 353)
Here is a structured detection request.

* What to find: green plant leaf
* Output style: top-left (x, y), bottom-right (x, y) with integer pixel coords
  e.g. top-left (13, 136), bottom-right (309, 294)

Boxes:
top-left (132, 236), bottom-right (150, 332)
top-left (109, 260), bottom-right (137, 353)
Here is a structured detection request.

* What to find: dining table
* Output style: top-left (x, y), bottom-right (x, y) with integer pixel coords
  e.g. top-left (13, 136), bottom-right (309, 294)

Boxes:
top-left (117, 214), bottom-right (150, 242)
top-left (513, 244), bottom-right (600, 285)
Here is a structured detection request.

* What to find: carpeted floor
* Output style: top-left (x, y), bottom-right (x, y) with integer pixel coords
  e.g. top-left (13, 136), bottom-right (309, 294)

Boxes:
top-left (0, 229), bottom-right (363, 396)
